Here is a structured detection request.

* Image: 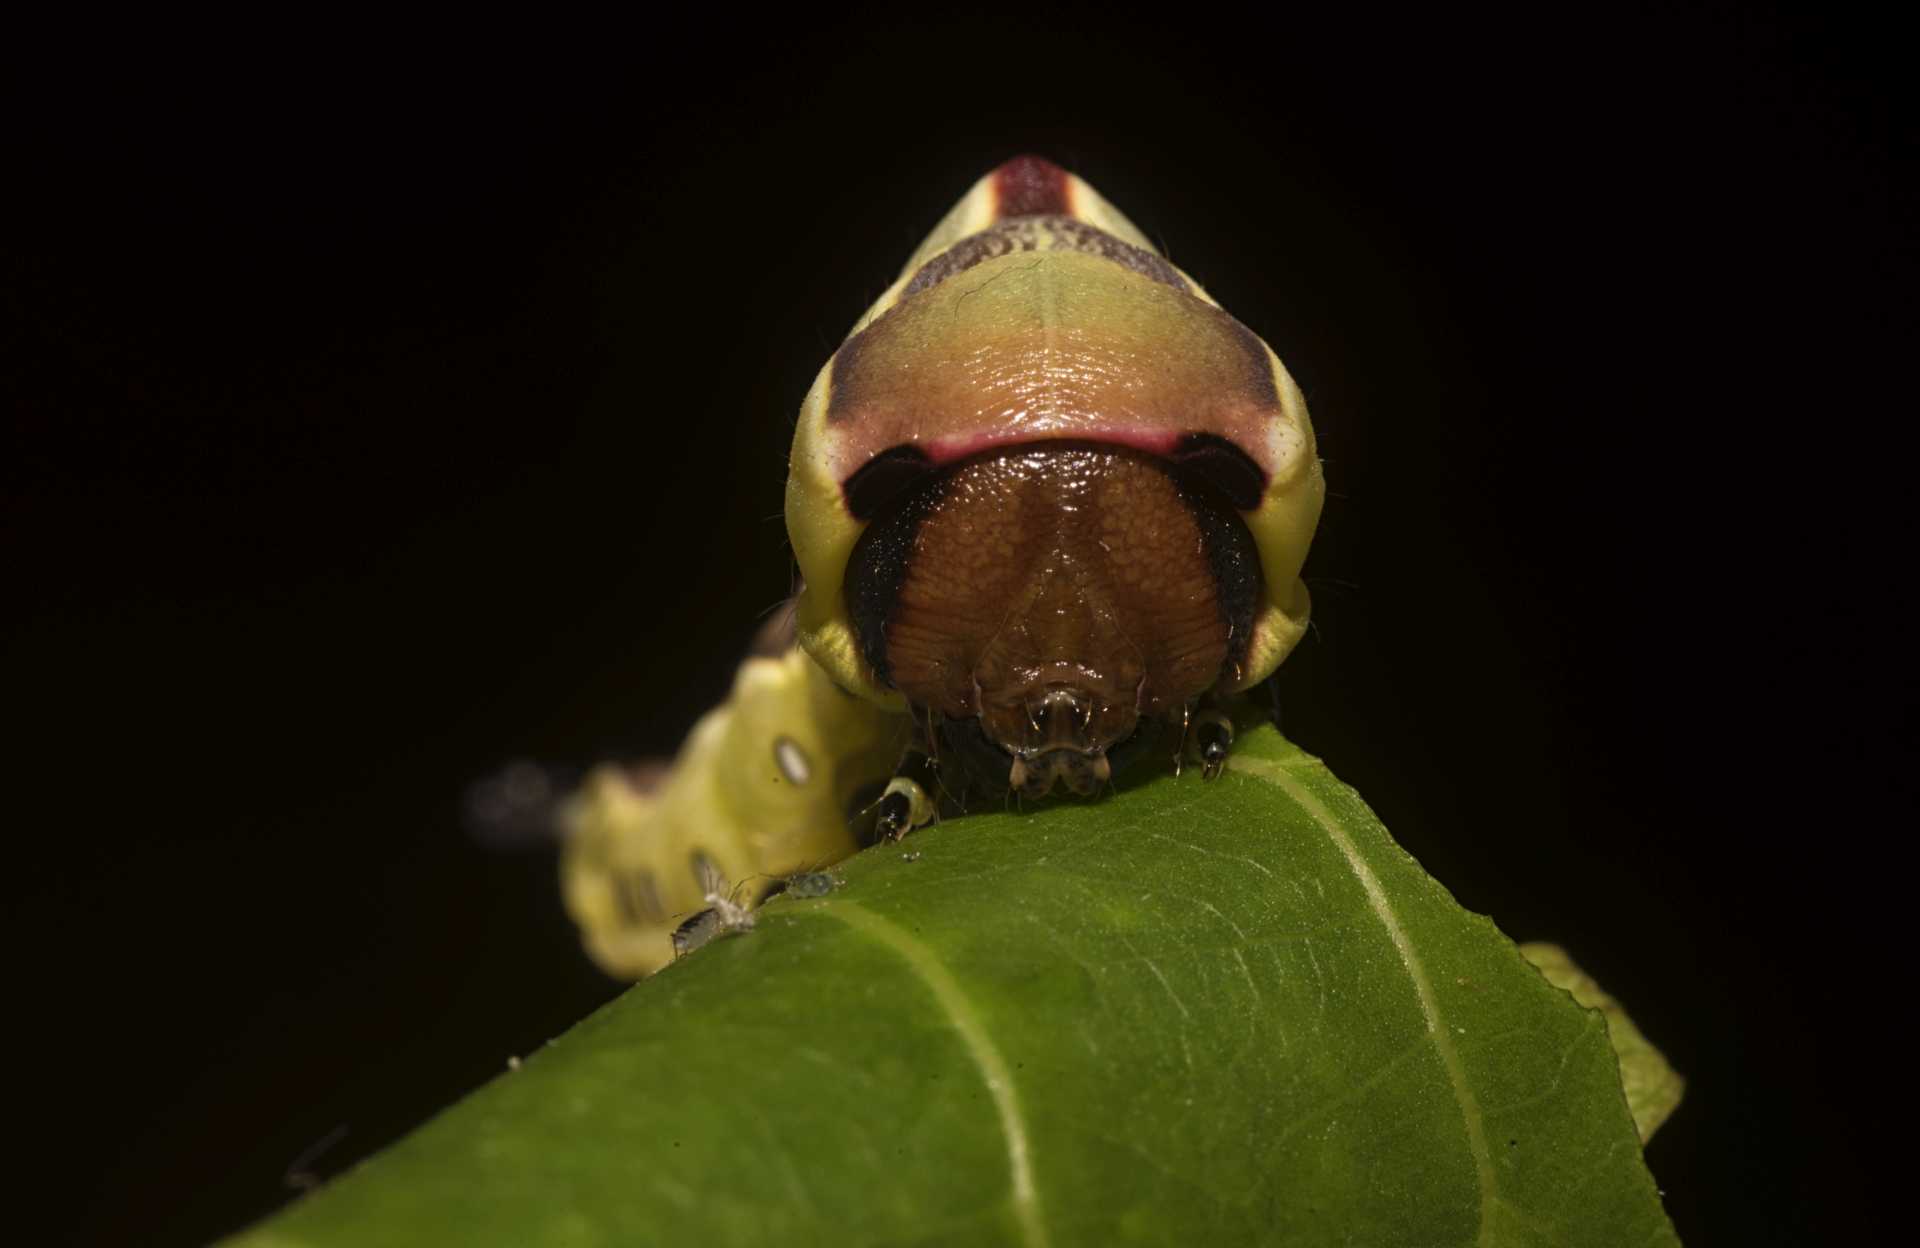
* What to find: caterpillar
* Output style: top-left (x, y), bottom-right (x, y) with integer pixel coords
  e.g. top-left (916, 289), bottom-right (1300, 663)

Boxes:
top-left (562, 156), bottom-right (1322, 978)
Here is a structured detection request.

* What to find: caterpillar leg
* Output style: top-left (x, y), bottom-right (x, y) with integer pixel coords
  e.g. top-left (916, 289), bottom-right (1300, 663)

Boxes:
top-left (875, 749), bottom-right (939, 842)
top-left (1188, 708), bottom-right (1235, 780)
top-left (1184, 677), bottom-right (1285, 780)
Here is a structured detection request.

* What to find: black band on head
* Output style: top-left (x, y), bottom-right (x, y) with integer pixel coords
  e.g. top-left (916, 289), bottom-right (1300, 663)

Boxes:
top-left (1167, 433), bottom-right (1267, 511)
top-left (843, 468), bottom-right (946, 687)
top-left (841, 444), bottom-right (935, 522)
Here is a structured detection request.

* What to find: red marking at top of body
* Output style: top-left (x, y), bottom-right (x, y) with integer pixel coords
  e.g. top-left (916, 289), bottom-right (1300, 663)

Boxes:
top-left (992, 155), bottom-right (1072, 218)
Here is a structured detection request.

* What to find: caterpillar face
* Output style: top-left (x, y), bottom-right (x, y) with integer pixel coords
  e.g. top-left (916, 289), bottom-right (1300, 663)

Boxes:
top-left (845, 442), bottom-right (1264, 798)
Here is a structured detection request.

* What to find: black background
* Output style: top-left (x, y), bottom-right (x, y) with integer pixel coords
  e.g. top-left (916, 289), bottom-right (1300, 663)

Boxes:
top-left (4, 7), bottom-right (1907, 1244)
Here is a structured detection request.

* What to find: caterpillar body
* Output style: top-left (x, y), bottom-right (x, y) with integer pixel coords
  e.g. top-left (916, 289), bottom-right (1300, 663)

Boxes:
top-left (561, 611), bottom-right (904, 977)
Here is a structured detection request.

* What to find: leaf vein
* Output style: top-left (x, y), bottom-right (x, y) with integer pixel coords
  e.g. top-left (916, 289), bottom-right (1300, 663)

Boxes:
top-left (1228, 755), bottom-right (1500, 1246)
top-left (818, 900), bottom-right (1050, 1248)
top-left (1148, 831), bottom-right (1276, 878)
top-left (1118, 935), bottom-right (1193, 1024)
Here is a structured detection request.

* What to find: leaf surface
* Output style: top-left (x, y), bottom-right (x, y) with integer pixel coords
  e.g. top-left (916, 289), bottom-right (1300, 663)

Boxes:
top-left (230, 726), bottom-right (1679, 1247)
top-left (1519, 943), bottom-right (1685, 1143)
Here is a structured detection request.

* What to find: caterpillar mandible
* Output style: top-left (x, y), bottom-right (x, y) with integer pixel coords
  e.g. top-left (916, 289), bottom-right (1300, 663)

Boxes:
top-left (562, 156), bottom-right (1323, 978)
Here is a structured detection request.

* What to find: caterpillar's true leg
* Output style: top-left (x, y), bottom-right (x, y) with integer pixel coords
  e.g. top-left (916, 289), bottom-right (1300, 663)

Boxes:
top-left (875, 749), bottom-right (939, 842)
top-left (1188, 707), bottom-right (1236, 781)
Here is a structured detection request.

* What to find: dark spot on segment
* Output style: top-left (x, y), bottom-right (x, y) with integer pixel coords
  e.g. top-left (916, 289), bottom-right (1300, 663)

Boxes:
top-left (993, 154), bottom-right (1071, 217)
top-left (1168, 433), bottom-right (1268, 510)
top-left (901, 216), bottom-right (1188, 302)
top-left (842, 444), bottom-right (934, 520)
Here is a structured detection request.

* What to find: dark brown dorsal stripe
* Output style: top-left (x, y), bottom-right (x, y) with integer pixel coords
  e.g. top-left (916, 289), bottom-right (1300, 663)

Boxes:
top-left (992, 154), bottom-right (1072, 218)
top-left (901, 216), bottom-right (1189, 302)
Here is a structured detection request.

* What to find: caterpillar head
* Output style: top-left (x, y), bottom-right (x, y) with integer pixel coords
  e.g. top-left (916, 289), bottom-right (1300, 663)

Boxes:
top-left (784, 157), bottom-right (1322, 797)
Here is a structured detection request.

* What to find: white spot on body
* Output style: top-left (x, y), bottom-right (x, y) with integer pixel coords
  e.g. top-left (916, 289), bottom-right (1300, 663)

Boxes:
top-left (774, 736), bottom-right (812, 785)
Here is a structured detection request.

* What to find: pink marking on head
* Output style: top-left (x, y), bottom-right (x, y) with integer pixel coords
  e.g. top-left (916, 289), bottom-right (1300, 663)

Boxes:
top-left (920, 427), bottom-right (1183, 467)
top-left (992, 155), bottom-right (1072, 219)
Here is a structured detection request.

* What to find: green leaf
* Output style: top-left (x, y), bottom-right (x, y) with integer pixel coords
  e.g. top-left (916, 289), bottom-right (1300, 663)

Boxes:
top-left (228, 726), bottom-right (1679, 1247)
top-left (1518, 943), bottom-right (1686, 1143)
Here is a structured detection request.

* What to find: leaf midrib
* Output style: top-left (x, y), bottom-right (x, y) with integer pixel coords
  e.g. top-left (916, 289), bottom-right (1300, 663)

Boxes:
top-left (816, 899), bottom-right (1050, 1248)
top-left (1229, 753), bottom-right (1499, 1247)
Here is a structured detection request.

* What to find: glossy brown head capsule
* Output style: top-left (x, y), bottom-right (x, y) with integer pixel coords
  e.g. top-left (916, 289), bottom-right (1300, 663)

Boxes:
top-left (786, 156), bottom-right (1323, 798)
top-left (845, 443), bottom-right (1261, 796)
